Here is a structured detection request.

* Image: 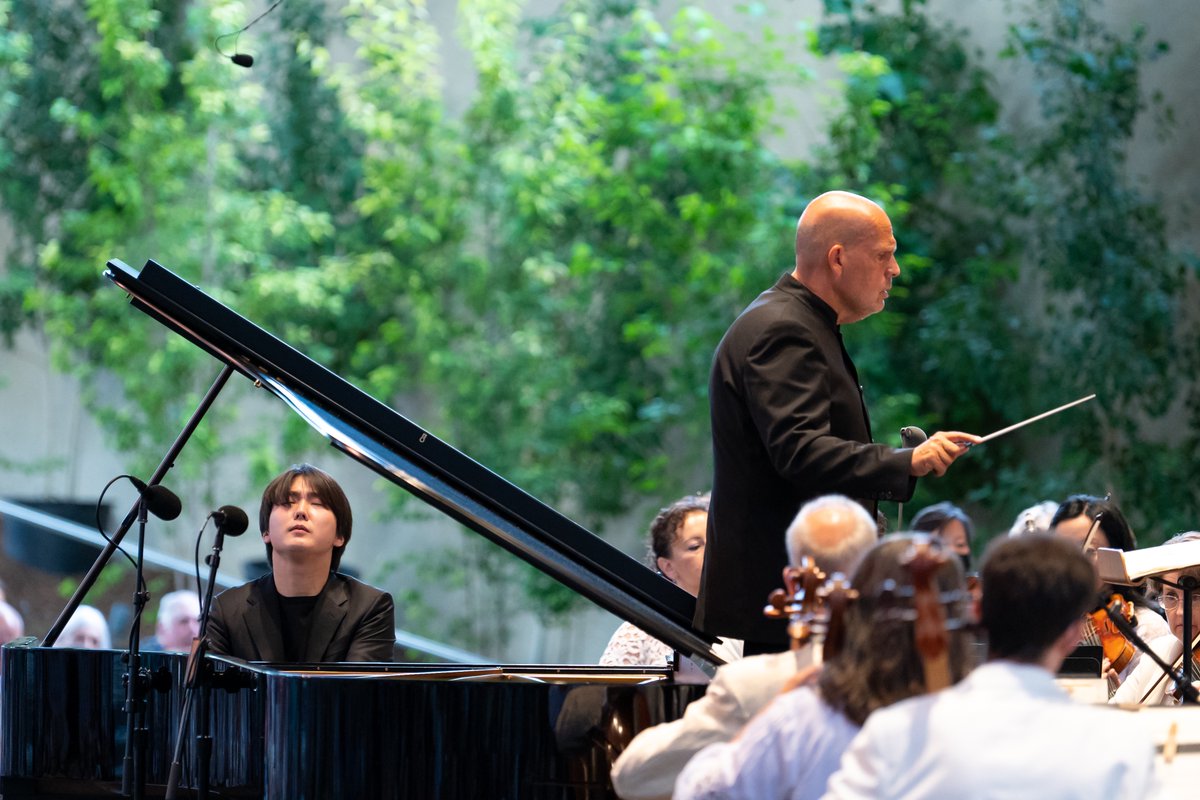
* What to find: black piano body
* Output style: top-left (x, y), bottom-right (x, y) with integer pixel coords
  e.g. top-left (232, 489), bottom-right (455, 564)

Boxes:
top-left (2, 259), bottom-right (726, 798)
top-left (1, 646), bottom-right (705, 799)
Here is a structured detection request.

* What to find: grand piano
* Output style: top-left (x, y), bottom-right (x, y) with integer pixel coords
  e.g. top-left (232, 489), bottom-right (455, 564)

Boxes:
top-left (0, 259), bottom-right (725, 799)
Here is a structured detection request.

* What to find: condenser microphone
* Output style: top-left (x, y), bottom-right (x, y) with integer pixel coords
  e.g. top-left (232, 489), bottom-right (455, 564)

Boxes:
top-left (211, 505), bottom-right (249, 536)
top-left (128, 477), bottom-right (183, 521)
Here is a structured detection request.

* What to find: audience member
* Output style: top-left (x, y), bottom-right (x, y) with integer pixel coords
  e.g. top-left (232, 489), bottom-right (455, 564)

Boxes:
top-left (822, 534), bottom-right (1155, 799)
top-left (910, 501), bottom-right (974, 569)
top-left (144, 589), bottom-right (201, 652)
top-left (674, 534), bottom-right (969, 800)
top-left (1111, 530), bottom-right (1200, 705)
top-left (0, 600), bottom-right (24, 644)
top-left (207, 464), bottom-right (395, 663)
top-left (53, 605), bottom-right (111, 650)
top-left (612, 495), bottom-right (878, 800)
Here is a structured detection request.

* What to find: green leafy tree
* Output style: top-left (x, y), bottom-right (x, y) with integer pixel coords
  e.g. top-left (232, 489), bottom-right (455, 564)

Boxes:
top-left (805, 0), bottom-right (1198, 542)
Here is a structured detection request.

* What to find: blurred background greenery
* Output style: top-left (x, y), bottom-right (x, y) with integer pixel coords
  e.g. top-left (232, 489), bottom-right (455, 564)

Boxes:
top-left (1, 0), bottom-right (1197, 657)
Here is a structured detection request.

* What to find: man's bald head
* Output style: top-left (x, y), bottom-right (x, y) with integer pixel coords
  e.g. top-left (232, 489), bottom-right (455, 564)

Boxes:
top-left (794, 191), bottom-right (887, 269)
top-left (786, 494), bottom-right (878, 576)
top-left (791, 191), bottom-right (899, 324)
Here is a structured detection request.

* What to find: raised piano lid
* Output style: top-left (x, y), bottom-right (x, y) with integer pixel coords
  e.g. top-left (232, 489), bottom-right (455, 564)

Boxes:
top-left (104, 258), bottom-right (724, 666)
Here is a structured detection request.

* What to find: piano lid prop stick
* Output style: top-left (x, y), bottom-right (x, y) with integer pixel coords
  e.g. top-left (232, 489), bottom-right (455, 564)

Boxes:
top-left (963, 394), bottom-right (1096, 449)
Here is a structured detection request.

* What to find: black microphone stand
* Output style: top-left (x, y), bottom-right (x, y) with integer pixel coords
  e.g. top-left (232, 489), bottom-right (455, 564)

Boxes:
top-left (1104, 598), bottom-right (1199, 704)
top-left (165, 519), bottom-right (230, 800)
top-left (121, 493), bottom-right (153, 799)
top-left (1159, 575), bottom-right (1199, 702)
top-left (44, 365), bottom-right (234, 645)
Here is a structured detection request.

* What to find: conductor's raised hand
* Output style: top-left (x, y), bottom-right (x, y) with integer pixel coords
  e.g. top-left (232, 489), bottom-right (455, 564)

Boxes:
top-left (909, 431), bottom-right (982, 477)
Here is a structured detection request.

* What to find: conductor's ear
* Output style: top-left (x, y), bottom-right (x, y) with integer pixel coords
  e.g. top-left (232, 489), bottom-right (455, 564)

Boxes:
top-left (827, 244), bottom-right (845, 277)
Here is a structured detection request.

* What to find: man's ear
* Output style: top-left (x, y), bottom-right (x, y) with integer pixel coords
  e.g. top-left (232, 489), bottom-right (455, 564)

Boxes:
top-left (827, 243), bottom-right (845, 277)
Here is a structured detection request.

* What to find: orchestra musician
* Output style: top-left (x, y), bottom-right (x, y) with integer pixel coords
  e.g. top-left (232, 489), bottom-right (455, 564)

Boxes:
top-left (909, 501), bottom-right (974, 570)
top-left (600, 493), bottom-right (741, 670)
top-left (206, 463), bottom-right (396, 663)
top-left (823, 534), bottom-right (1155, 799)
top-left (1111, 530), bottom-right (1200, 705)
top-left (611, 495), bottom-right (877, 800)
top-left (673, 533), bottom-right (970, 800)
top-left (697, 190), bottom-right (980, 654)
top-left (1049, 494), bottom-right (1170, 686)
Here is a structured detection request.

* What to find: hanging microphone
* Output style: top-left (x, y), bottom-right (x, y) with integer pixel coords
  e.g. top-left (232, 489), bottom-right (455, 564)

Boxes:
top-left (214, 0), bottom-right (280, 70)
top-left (128, 477), bottom-right (183, 521)
top-left (211, 505), bottom-right (249, 536)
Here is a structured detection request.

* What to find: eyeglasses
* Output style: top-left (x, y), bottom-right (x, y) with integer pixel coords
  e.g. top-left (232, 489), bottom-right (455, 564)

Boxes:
top-left (1159, 593), bottom-right (1200, 610)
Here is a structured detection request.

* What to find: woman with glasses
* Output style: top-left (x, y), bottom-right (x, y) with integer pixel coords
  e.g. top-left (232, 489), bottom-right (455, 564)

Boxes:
top-left (1111, 531), bottom-right (1200, 705)
top-left (1049, 494), bottom-right (1171, 689)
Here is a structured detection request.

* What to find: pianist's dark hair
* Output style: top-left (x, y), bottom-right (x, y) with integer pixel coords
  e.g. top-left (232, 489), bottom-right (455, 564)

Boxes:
top-left (979, 534), bottom-right (1093, 662)
top-left (648, 492), bottom-right (710, 565)
top-left (260, 463), bottom-right (353, 572)
top-left (818, 534), bottom-right (970, 726)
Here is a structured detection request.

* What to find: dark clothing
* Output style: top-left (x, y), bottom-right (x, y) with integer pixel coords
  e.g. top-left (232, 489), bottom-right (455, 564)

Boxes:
top-left (278, 593), bottom-right (320, 663)
top-left (207, 572), bottom-right (395, 663)
top-left (696, 273), bottom-right (915, 644)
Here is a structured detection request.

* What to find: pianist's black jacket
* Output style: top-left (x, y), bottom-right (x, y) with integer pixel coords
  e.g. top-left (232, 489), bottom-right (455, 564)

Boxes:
top-left (206, 572), bottom-right (395, 662)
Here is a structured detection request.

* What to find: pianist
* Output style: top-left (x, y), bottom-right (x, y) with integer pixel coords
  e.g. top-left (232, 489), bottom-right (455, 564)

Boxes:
top-left (206, 464), bottom-right (396, 662)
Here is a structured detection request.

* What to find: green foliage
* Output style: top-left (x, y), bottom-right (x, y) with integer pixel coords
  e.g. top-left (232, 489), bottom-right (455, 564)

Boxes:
top-left (1, 0), bottom-right (800, 651)
top-left (4, 0), bottom-right (1195, 655)
top-left (807, 0), bottom-right (1197, 543)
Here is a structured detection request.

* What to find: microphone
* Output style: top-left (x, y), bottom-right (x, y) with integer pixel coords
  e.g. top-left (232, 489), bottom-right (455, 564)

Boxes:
top-left (211, 505), bottom-right (249, 536)
top-left (900, 426), bottom-right (928, 448)
top-left (128, 477), bottom-right (183, 521)
top-left (896, 427), bottom-right (929, 532)
top-left (230, 53), bottom-right (254, 68)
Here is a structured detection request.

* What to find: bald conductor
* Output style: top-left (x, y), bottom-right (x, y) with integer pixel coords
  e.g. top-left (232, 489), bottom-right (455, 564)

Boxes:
top-left (696, 191), bottom-right (979, 652)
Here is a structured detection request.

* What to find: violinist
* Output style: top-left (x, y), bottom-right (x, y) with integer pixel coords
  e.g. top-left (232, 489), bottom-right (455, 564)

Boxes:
top-left (823, 534), bottom-right (1155, 800)
top-left (1049, 494), bottom-right (1170, 686)
top-left (673, 534), bottom-right (971, 800)
top-left (1110, 530), bottom-right (1200, 705)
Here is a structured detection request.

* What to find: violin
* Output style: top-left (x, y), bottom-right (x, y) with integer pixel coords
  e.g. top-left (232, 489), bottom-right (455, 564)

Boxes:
top-left (764, 558), bottom-right (825, 656)
top-left (903, 541), bottom-right (953, 692)
top-left (1088, 593), bottom-right (1136, 675)
top-left (764, 558), bottom-right (857, 666)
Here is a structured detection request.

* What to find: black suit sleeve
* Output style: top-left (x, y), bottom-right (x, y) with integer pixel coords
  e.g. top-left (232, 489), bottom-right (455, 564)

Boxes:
top-left (344, 590), bottom-right (396, 662)
top-left (205, 593), bottom-right (232, 657)
top-left (743, 321), bottom-right (912, 499)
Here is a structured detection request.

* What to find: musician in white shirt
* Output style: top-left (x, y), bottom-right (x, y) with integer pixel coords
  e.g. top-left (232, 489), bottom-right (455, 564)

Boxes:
top-left (823, 534), bottom-right (1155, 800)
top-left (611, 494), bottom-right (878, 800)
top-left (1111, 530), bottom-right (1200, 706)
top-left (673, 533), bottom-right (971, 800)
